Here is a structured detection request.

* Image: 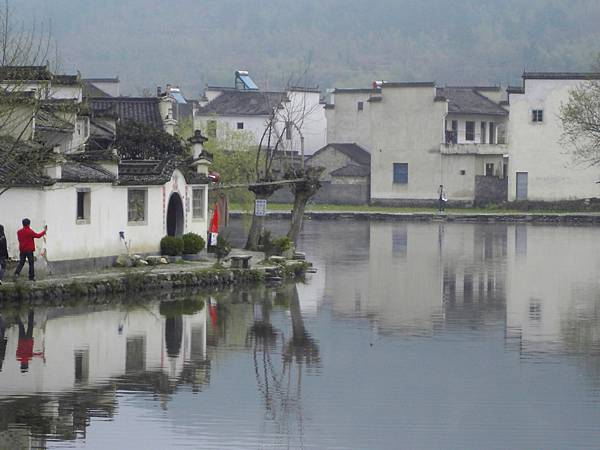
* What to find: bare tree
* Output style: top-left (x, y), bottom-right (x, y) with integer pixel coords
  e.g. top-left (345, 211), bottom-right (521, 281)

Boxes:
top-left (0, 0), bottom-right (57, 196)
top-left (560, 55), bottom-right (600, 167)
top-left (245, 67), bottom-right (324, 250)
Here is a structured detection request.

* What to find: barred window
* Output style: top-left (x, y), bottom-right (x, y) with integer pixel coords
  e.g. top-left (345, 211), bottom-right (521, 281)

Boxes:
top-left (192, 187), bottom-right (205, 219)
top-left (128, 189), bottom-right (147, 223)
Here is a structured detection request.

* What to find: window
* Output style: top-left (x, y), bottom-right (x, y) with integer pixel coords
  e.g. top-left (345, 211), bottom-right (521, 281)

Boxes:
top-left (207, 120), bottom-right (217, 138)
top-left (459, 169), bottom-right (466, 175)
top-left (76, 189), bottom-right (90, 223)
top-left (485, 163), bottom-right (495, 177)
top-left (357, 101), bottom-right (364, 111)
top-left (237, 122), bottom-right (244, 130)
top-left (532, 109), bottom-right (543, 123)
top-left (480, 121), bottom-right (487, 144)
top-left (393, 163), bottom-right (408, 184)
top-left (128, 189), bottom-right (147, 223)
top-left (192, 187), bottom-right (205, 219)
top-left (489, 122), bottom-right (495, 143)
top-left (465, 121), bottom-right (475, 141)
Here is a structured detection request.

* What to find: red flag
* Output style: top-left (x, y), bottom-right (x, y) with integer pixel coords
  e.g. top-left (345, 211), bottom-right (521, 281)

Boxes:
top-left (209, 204), bottom-right (219, 233)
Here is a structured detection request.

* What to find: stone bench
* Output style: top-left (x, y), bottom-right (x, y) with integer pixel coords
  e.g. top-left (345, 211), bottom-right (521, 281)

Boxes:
top-left (230, 255), bottom-right (252, 269)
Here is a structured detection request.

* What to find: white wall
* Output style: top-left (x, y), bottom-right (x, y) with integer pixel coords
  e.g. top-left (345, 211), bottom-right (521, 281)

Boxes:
top-left (0, 169), bottom-right (209, 262)
top-left (281, 90), bottom-right (326, 155)
top-left (326, 91), bottom-right (373, 150)
top-left (370, 86), bottom-right (447, 201)
top-left (507, 79), bottom-right (600, 201)
top-left (194, 114), bottom-right (268, 147)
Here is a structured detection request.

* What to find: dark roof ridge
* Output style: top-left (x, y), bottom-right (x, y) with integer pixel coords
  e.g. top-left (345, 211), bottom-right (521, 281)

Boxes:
top-left (332, 88), bottom-right (381, 94)
top-left (523, 72), bottom-right (600, 80)
top-left (383, 81), bottom-right (436, 88)
top-left (471, 89), bottom-right (508, 110)
top-left (445, 85), bottom-right (502, 92)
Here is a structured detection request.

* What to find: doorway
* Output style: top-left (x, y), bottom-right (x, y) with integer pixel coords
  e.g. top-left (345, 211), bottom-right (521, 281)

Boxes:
top-left (166, 192), bottom-right (184, 236)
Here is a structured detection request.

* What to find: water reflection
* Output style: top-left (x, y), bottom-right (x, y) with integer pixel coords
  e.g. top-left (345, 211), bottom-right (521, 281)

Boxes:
top-left (2, 220), bottom-right (600, 448)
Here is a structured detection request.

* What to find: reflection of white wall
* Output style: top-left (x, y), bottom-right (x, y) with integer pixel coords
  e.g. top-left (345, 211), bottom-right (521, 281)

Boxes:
top-left (0, 305), bottom-right (206, 397)
top-left (368, 222), bottom-right (444, 335)
top-left (505, 225), bottom-right (600, 353)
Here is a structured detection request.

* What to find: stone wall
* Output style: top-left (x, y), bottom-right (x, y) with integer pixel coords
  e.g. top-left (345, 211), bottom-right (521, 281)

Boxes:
top-left (474, 175), bottom-right (508, 206)
top-left (270, 181), bottom-right (370, 205)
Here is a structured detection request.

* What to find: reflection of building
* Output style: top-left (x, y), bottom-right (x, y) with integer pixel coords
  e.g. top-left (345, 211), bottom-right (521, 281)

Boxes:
top-left (365, 222), bottom-right (508, 335)
top-left (505, 225), bottom-right (600, 356)
top-left (0, 300), bottom-right (208, 448)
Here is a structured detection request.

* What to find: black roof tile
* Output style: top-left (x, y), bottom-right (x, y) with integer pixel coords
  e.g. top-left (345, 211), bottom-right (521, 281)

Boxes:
top-left (90, 97), bottom-right (163, 128)
top-left (197, 91), bottom-right (286, 116)
top-left (309, 143), bottom-right (371, 167)
top-left (436, 87), bottom-right (508, 116)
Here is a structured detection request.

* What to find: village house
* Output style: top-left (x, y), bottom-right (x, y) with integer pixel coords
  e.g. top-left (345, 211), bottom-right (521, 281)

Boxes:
top-left (194, 70), bottom-right (327, 157)
top-left (304, 143), bottom-right (371, 204)
top-left (0, 66), bottom-right (211, 273)
top-left (325, 80), bottom-right (509, 206)
top-left (506, 72), bottom-right (600, 202)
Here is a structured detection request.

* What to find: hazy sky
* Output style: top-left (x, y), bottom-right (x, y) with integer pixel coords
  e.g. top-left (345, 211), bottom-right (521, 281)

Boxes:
top-left (13, 0), bottom-right (600, 96)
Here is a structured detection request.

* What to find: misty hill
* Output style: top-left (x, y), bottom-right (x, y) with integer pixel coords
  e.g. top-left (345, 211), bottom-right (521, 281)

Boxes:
top-left (16, 0), bottom-right (600, 96)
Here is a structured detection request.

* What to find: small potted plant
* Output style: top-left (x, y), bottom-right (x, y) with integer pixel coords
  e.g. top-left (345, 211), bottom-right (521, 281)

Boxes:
top-left (160, 235), bottom-right (184, 262)
top-left (182, 232), bottom-right (206, 261)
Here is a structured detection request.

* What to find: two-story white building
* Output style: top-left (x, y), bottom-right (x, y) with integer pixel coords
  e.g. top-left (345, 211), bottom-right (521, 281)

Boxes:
top-left (194, 70), bottom-right (327, 156)
top-left (506, 72), bottom-right (600, 202)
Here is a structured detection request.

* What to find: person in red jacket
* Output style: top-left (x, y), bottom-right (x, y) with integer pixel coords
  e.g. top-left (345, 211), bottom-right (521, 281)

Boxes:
top-left (14, 218), bottom-right (47, 281)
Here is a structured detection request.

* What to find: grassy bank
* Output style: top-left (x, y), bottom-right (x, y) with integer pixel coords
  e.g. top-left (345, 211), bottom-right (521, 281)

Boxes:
top-left (231, 203), bottom-right (600, 215)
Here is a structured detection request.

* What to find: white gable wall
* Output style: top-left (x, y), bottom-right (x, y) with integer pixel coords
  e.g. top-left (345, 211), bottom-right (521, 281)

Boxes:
top-left (507, 78), bottom-right (600, 201)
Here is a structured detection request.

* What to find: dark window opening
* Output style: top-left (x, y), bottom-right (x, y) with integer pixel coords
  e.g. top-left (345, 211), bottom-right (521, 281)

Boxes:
top-left (460, 169), bottom-right (466, 175)
top-left (480, 121), bottom-right (487, 144)
top-left (489, 122), bottom-right (495, 143)
top-left (357, 101), bottom-right (364, 111)
top-left (237, 122), bottom-right (244, 129)
top-left (465, 121), bottom-right (475, 141)
top-left (485, 163), bottom-right (495, 177)
top-left (76, 190), bottom-right (90, 223)
top-left (532, 109), bottom-right (543, 123)
top-left (393, 163), bottom-right (408, 184)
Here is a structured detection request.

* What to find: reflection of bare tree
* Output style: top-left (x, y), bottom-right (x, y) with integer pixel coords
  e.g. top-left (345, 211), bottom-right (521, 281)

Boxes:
top-left (246, 283), bottom-right (320, 448)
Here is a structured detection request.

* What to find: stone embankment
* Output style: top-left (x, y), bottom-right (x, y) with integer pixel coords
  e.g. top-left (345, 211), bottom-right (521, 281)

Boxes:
top-left (232, 210), bottom-right (600, 225)
top-left (0, 251), bottom-right (311, 304)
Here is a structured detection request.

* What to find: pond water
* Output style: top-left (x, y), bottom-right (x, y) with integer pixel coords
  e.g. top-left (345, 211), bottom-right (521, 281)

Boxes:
top-left (2, 219), bottom-right (600, 449)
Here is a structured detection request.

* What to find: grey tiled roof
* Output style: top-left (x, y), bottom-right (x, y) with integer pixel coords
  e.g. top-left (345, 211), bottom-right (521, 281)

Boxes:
top-left (83, 82), bottom-right (111, 98)
top-left (0, 137), bottom-right (54, 187)
top-left (60, 162), bottom-right (116, 183)
top-left (90, 97), bottom-right (163, 128)
top-left (197, 91), bottom-right (286, 116)
top-left (0, 66), bottom-right (52, 81)
top-left (437, 87), bottom-right (508, 116)
top-left (330, 164), bottom-right (370, 177)
top-left (118, 158), bottom-right (209, 186)
top-left (309, 143), bottom-right (371, 167)
top-left (118, 158), bottom-right (178, 185)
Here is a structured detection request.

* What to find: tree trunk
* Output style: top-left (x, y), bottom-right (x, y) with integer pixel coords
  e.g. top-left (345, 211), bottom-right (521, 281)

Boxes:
top-left (286, 166), bottom-right (324, 244)
top-left (245, 182), bottom-right (282, 251)
top-left (245, 193), bottom-right (268, 251)
top-left (287, 190), bottom-right (310, 244)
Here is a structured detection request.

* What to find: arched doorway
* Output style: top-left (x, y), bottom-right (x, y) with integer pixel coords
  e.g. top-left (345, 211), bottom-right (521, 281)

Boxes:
top-left (166, 192), bottom-right (184, 236)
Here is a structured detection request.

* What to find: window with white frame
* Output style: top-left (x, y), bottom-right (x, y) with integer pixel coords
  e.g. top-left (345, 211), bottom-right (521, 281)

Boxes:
top-left (127, 189), bottom-right (147, 223)
top-left (192, 187), bottom-right (205, 219)
top-left (532, 109), bottom-right (544, 123)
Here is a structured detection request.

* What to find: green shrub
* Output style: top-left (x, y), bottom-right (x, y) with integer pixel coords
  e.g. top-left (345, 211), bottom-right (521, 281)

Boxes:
top-left (272, 236), bottom-right (292, 255)
top-left (182, 232), bottom-right (206, 254)
top-left (214, 235), bottom-right (232, 262)
top-left (160, 235), bottom-right (184, 256)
